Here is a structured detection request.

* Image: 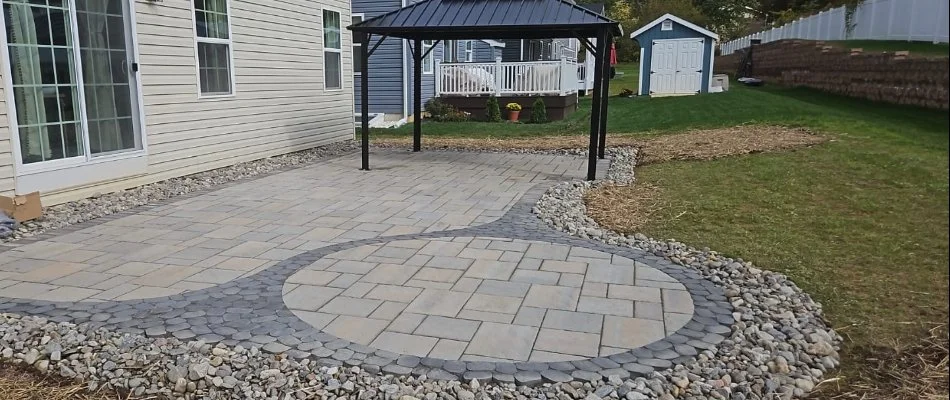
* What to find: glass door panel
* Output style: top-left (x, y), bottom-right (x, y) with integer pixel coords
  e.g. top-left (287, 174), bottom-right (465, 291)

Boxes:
top-left (76, 0), bottom-right (139, 155)
top-left (3, 0), bottom-right (84, 164)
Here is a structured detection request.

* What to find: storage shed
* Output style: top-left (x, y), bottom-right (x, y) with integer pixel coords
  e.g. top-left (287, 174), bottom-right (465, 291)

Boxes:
top-left (630, 14), bottom-right (719, 96)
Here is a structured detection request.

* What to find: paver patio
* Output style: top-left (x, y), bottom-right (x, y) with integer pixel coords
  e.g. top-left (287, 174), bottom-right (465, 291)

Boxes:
top-left (0, 150), bottom-right (732, 380)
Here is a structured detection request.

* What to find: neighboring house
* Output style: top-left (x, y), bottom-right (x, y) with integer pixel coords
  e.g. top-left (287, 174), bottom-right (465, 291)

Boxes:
top-left (630, 14), bottom-right (719, 96)
top-left (351, 0), bottom-right (503, 124)
top-left (0, 0), bottom-right (355, 204)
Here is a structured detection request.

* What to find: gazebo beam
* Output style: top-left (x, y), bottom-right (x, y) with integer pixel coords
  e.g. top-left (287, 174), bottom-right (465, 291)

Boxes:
top-left (587, 28), bottom-right (608, 181)
top-left (360, 34), bottom-right (371, 170)
top-left (597, 34), bottom-right (612, 159)
top-left (413, 39), bottom-right (423, 152)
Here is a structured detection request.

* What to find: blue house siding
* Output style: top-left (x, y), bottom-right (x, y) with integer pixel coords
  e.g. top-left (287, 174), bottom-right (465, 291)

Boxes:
top-left (406, 41), bottom-right (440, 113)
top-left (353, 0), bottom-right (405, 115)
top-left (473, 41), bottom-right (500, 62)
top-left (633, 20), bottom-right (714, 95)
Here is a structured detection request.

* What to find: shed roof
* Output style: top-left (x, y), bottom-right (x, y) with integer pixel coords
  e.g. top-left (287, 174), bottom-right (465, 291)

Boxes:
top-left (348, 0), bottom-right (621, 40)
top-left (629, 13), bottom-right (719, 41)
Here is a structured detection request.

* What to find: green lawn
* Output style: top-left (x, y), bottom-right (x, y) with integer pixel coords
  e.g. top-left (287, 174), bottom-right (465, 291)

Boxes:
top-left (830, 40), bottom-right (950, 57)
top-left (375, 64), bottom-right (950, 386)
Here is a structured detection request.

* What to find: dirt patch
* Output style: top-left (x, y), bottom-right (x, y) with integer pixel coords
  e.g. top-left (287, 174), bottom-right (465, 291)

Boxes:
top-left (584, 183), bottom-right (662, 234)
top-left (820, 325), bottom-right (949, 400)
top-left (633, 126), bottom-right (825, 165)
top-left (0, 363), bottom-right (130, 400)
top-left (373, 125), bottom-right (826, 164)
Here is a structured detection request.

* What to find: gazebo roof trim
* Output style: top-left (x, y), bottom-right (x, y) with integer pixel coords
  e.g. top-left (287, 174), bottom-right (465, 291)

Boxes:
top-left (348, 0), bottom-right (621, 39)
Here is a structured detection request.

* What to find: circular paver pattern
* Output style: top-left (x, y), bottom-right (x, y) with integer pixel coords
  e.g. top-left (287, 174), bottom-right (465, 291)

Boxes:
top-left (283, 236), bottom-right (694, 362)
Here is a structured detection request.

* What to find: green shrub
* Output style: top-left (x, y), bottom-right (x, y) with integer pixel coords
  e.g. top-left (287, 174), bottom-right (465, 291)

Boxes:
top-left (424, 98), bottom-right (470, 122)
top-left (485, 96), bottom-right (502, 122)
top-left (529, 97), bottom-right (548, 124)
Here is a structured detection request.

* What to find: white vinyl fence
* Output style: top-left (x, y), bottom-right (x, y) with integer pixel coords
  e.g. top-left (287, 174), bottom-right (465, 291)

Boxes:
top-left (436, 57), bottom-right (578, 96)
top-left (721, 0), bottom-right (950, 55)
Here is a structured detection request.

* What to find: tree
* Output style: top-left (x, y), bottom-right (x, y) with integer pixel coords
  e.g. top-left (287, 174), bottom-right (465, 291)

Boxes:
top-left (637, 0), bottom-right (709, 27)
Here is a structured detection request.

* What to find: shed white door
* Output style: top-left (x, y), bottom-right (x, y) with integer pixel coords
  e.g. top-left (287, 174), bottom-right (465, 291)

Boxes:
top-left (650, 38), bottom-right (704, 95)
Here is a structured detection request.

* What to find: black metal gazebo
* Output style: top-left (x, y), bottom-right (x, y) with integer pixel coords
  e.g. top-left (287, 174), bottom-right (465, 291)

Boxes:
top-left (349, 0), bottom-right (621, 180)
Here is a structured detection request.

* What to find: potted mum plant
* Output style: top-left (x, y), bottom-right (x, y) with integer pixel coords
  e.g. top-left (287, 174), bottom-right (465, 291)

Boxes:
top-left (505, 102), bottom-right (522, 122)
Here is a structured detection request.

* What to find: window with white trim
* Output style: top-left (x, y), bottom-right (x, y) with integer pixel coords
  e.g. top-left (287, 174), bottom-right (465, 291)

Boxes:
top-left (464, 40), bottom-right (474, 62)
top-left (352, 14), bottom-right (363, 74)
top-left (422, 39), bottom-right (434, 74)
top-left (661, 20), bottom-right (673, 31)
top-left (323, 9), bottom-right (342, 89)
top-left (194, 0), bottom-right (234, 95)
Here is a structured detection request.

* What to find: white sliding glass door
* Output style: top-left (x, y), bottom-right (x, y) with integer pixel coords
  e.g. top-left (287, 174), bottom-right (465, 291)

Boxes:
top-left (3, 0), bottom-right (143, 171)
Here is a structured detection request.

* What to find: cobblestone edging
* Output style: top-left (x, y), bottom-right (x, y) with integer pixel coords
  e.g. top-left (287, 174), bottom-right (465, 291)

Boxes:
top-left (533, 147), bottom-right (843, 399)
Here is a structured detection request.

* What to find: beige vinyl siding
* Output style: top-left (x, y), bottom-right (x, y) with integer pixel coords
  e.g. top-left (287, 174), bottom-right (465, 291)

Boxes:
top-left (0, 90), bottom-right (13, 196)
top-left (2, 0), bottom-right (351, 205)
top-left (131, 0), bottom-right (353, 181)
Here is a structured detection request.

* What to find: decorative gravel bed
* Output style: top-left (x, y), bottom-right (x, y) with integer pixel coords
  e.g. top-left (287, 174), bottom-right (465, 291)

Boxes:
top-left (1, 141), bottom-right (358, 243)
top-left (533, 147), bottom-right (842, 399)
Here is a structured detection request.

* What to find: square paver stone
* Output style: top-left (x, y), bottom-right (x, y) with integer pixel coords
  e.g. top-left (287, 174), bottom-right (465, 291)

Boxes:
top-left (414, 316), bottom-right (481, 341)
top-left (601, 316), bottom-right (666, 349)
top-left (361, 264), bottom-right (420, 285)
top-left (365, 285), bottom-right (423, 303)
top-left (542, 310), bottom-right (603, 334)
top-left (585, 264), bottom-right (635, 285)
top-left (429, 339), bottom-right (467, 359)
top-left (662, 289), bottom-right (694, 314)
top-left (319, 296), bottom-right (383, 317)
top-left (540, 260), bottom-right (588, 274)
top-left (287, 270), bottom-right (341, 286)
top-left (465, 322), bottom-right (538, 361)
top-left (607, 284), bottom-right (662, 303)
top-left (464, 293), bottom-right (521, 314)
top-left (405, 289), bottom-right (472, 317)
top-left (533, 328), bottom-right (600, 357)
top-left (371, 331), bottom-right (438, 357)
top-left (577, 296), bottom-right (633, 317)
top-left (522, 285), bottom-right (580, 311)
top-left (412, 267), bottom-right (463, 283)
top-left (324, 316), bottom-right (390, 345)
top-left (463, 260), bottom-right (517, 280)
top-left (284, 286), bottom-right (344, 311)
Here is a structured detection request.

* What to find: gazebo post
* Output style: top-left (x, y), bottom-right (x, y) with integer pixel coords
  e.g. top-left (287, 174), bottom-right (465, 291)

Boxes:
top-left (587, 28), bottom-right (608, 181)
top-left (412, 39), bottom-right (423, 152)
top-left (597, 34), bottom-right (612, 159)
top-left (360, 34), bottom-right (371, 170)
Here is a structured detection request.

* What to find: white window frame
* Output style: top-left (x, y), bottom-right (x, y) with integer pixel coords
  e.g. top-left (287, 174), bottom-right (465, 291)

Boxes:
top-left (192, 0), bottom-right (236, 98)
top-left (351, 13), bottom-right (364, 76)
top-left (422, 40), bottom-right (434, 74)
top-left (322, 7), bottom-right (344, 91)
top-left (661, 20), bottom-right (673, 31)
top-left (464, 40), bottom-right (474, 62)
top-left (1, 0), bottom-right (149, 180)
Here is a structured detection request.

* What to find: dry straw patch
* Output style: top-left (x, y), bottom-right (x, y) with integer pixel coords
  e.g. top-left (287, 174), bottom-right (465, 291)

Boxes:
top-left (0, 363), bottom-right (132, 400)
top-left (584, 182), bottom-right (663, 234)
top-left (373, 125), bottom-right (825, 165)
top-left (824, 325), bottom-right (949, 400)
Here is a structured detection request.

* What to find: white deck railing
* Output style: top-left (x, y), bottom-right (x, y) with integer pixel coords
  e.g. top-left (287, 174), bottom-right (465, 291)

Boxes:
top-left (436, 57), bottom-right (578, 97)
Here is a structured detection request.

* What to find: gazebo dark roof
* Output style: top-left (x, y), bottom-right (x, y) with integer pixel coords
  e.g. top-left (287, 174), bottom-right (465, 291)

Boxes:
top-left (349, 0), bottom-right (621, 40)
top-left (350, 0), bottom-right (620, 181)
